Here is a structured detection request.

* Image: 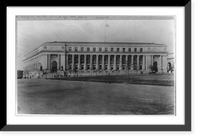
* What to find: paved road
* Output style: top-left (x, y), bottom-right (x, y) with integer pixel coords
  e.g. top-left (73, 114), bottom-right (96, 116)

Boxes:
top-left (17, 79), bottom-right (175, 115)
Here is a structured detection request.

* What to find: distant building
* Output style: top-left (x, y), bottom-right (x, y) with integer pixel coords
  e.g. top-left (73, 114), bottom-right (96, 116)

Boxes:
top-left (23, 41), bottom-right (168, 76)
top-left (167, 53), bottom-right (175, 73)
top-left (17, 70), bottom-right (23, 79)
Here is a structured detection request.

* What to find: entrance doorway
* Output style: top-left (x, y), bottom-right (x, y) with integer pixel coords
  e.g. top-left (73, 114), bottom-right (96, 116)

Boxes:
top-left (153, 61), bottom-right (158, 72)
top-left (51, 61), bottom-right (57, 72)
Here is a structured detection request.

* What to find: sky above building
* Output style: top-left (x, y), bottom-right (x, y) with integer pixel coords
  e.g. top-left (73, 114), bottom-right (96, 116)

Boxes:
top-left (16, 17), bottom-right (175, 70)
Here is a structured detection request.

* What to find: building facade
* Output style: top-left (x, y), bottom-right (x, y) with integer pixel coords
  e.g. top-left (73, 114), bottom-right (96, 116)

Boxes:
top-left (23, 41), bottom-right (168, 77)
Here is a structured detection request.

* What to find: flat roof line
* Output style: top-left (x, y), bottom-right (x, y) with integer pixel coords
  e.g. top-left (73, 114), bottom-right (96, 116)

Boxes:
top-left (45, 41), bottom-right (164, 45)
top-left (24, 41), bottom-right (167, 58)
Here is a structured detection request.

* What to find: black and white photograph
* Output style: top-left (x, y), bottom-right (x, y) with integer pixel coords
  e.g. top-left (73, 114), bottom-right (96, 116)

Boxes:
top-left (16, 15), bottom-right (175, 115)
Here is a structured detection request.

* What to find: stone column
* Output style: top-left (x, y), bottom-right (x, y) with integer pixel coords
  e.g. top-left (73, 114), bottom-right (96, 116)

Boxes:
top-left (145, 55), bottom-right (148, 70)
top-left (49, 54), bottom-right (52, 71)
top-left (47, 54), bottom-right (50, 71)
top-left (151, 55), bottom-right (154, 65)
top-left (142, 55), bottom-right (144, 70)
top-left (77, 54), bottom-right (80, 70)
top-left (57, 55), bottom-right (60, 70)
top-left (119, 55), bottom-right (122, 70)
top-left (90, 54), bottom-right (92, 70)
top-left (46, 55), bottom-right (49, 70)
top-left (96, 55), bottom-right (99, 70)
top-left (102, 55), bottom-right (105, 70)
top-left (61, 54), bottom-right (65, 71)
top-left (131, 55), bottom-right (134, 70)
top-left (72, 54), bottom-right (74, 70)
top-left (125, 55), bottom-right (128, 70)
top-left (58, 54), bottom-right (61, 70)
top-left (108, 55), bottom-right (110, 70)
top-left (65, 54), bottom-right (68, 71)
top-left (143, 55), bottom-right (146, 70)
top-left (137, 55), bottom-right (140, 70)
top-left (114, 55), bottom-right (116, 70)
top-left (162, 55), bottom-right (167, 72)
top-left (84, 54), bottom-right (87, 70)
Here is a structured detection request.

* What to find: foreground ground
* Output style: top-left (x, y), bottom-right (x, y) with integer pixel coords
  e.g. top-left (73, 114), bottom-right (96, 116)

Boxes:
top-left (17, 76), bottom-right (175, 115)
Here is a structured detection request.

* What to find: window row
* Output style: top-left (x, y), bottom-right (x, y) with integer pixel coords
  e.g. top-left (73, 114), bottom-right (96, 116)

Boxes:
top-left (68, 47), bottom-right (143, 52)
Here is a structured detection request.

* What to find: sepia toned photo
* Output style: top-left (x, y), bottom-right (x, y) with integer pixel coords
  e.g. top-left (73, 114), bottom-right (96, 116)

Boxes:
top-left (16, 15), bottom-right (175, 115)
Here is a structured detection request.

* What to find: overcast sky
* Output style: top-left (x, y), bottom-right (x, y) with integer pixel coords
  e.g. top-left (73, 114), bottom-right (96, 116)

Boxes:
top-left (17, 18), bottom-right (175, 70)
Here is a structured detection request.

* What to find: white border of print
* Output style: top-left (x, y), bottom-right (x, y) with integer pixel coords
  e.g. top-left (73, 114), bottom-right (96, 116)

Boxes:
top-left (7, 7), bottom-right (184, 125)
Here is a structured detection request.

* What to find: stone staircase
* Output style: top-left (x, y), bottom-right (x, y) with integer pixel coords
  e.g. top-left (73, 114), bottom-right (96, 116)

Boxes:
top-left (38, 70), bottom-right (148, 79)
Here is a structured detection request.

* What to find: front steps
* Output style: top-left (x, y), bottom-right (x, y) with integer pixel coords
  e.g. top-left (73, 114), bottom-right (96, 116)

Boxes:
top-left (27, 69), bottom-right (167, 79)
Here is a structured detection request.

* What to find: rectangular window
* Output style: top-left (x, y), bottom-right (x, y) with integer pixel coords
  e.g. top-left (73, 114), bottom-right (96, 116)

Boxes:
top-left (93, 48), bottom-right (96, 52)
top-left (123, 48), bottom-right (126, 52)
top-left (111, 48), bottom-right (114, 52)
top-left (81, 47), bottom-right (84, 51)
top-left (75, 47), bottom-right (78, 52)
top-left (99, 48), bottom-right (102, 52)
top-left (105, 48), bottom-right (108, 52)
top-left (128, 48), bottom-right (131, 52)
top-left (140, 48), bottom-right (143, 52)
top-left (117, 48), bottom-right (120, 52)
top-left (69, 47), bottom-right (72, 51)
top-left (134, 48), bottom-right (137, 52)
top-left (87, 47), bottom-right (90, 51)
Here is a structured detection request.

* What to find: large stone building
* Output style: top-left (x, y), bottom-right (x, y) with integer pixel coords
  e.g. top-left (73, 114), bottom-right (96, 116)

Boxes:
top-left (23, 41), bottom-right (168, 77)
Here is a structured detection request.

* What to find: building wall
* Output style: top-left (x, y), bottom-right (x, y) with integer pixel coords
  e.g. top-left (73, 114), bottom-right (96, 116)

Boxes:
top-left (41, 54), bottom-right (47, 70)
top-left (61, 54), bottom-right (65, 70)
top-left (24, 55), bottom-right (42, 72)
top-left (146, 55), bottom-right (151, 71)
top-left (163, 55), bottom-right (168, 72)
top-left (23, 42), bottom-right (168, 74)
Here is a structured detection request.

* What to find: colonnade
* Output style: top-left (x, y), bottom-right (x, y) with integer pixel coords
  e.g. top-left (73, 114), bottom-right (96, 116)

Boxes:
top-left (65, 54), bottom-right (151, 71)
top-left (45, 53), bottom-right (166, 72)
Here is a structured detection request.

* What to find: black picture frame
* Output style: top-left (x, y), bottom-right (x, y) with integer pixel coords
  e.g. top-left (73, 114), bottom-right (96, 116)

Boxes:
top-left (2, 2), bottom-right (191, 131)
